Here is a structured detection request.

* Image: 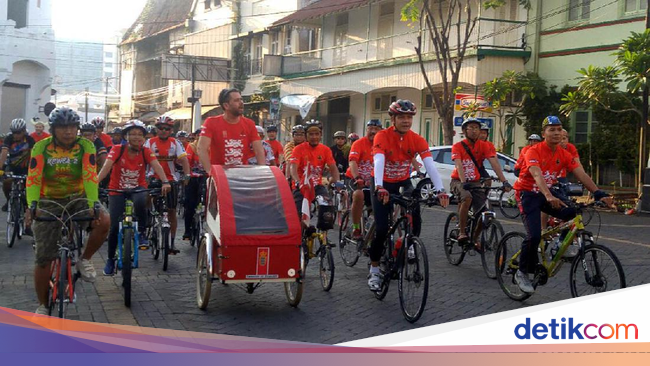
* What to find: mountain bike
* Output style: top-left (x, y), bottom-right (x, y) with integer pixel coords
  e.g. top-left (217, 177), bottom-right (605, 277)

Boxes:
top-left (5, 173), bottom-right (26, 248)
top-left (148, 181), bottom-right (173, 271)
top-left (302, 194), bottom-right (336, 291)
top-left (496, 201), bottom-right (626, 301)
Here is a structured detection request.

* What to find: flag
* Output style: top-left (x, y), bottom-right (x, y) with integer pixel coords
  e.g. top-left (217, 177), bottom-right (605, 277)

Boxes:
top-left (300, 162), bottom-right (314, 225)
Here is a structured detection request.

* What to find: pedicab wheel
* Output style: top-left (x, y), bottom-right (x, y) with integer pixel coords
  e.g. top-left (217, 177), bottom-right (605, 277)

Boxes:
top-left (338, 211), bottom-right (359, 267)
top-left (196, 236), bottom-right (212, 310)
top-left (284, 244), bottom-right (305, 307)
top-left (495, 232), bottom-right (531, 301)
top-left (162, 227), bottom-right (170, 271)
top-left (443, 212), bottom-right (465, 265)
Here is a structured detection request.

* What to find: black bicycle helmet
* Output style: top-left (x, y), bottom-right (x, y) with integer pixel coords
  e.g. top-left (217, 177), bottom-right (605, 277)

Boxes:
top-left (80, 122), bottom-right (96, 133)
top-left (48, 107), bottom-right (80, 128)
top-left (292, 125), bottom-right (305, 135)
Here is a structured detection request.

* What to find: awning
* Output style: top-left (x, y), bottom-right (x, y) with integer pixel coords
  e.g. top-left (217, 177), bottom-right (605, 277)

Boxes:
top-left (139, 111), bottom-right (161, 122)
top-left (273, 0), bottom-right (371, 26)
top-left (163, 105), bottom-right (219, 120)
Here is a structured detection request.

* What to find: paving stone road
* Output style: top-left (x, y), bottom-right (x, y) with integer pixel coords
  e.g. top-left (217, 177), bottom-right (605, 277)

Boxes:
top-left (0, 205), bottom-right (648, 344)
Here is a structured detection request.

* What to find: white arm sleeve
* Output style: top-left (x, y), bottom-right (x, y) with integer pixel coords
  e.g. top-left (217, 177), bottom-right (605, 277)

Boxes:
top-left (373, 153), bottom-right (385, 187)
top-left (423, 156), bottom-right (445, 192)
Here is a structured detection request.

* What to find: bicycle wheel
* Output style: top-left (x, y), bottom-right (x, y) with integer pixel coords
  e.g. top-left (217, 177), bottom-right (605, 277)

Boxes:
top-left (398, 236), bottom-right (429, 323)
top-left (6, 198), bottom-right (18, 248)
top-left (338, 211), bottom-right (359, 267)
top-left (318, 236), bottom-right (335, 291)
top-left (150, 223), bottom-right (160, 260)
top-left (569, 242), bottom-right (626, 297)
top-left (196, 236), bottom-right (212, 310)
top-left (443, 213), bottom-right (465, 265)
top-left (122, 228), bottom-right (133, 307)
top-left (481, 219), bottom-right (504, 279)
top-left (374, 241), bottom-right (392, 300)
top-left (284, 244), bottom-right (305, 307)
top-left (190, 217), bottom-right (200, 247)
top-left (495, 232), bottom-right (531, 301)
top-left (162, 227), bottom-right (170, 271)
top-left (499, 190), bottom-right (520, 219)
top-left (57, 251), bottom-right (69, 318)
top-left (16, 199), bottom-right (24, 240)
top-left (47, 260), bottom-right (59, 316)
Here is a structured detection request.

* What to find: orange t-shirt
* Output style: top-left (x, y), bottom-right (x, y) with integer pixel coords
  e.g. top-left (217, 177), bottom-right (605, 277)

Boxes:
top-left (372, 126), bottom-right (431, 183)
top-left (345, 136), bottom-right (373, 181)
top-left (289, 143), bottom-right (335, 187)
top-left (200, 115), bottom-right (260, 166)
top-left (514, 141), bottom-right (580, 192)
top-left (559, 142), bottom-right (580, 178)
top-left (98, 132), bottom-right (113, 149)
top-left (266, 139), bottom-right (284, 164)
top-left (450, 139), bottom-right (496, 182)
top-left (514, 144), bottom-right (532, 171)
top-left (30, 132), bottom-right (51, 143)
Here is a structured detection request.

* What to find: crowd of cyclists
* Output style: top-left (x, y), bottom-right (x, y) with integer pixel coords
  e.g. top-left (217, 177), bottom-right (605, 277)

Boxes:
top-left (0, 86), bottom-right (615, 316)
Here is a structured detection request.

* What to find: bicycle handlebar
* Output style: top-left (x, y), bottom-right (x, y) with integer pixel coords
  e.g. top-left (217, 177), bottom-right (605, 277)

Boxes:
top-left (4, 173), bottom-right (27, 180)
top-left (30, 200), bottom-right (100, 223)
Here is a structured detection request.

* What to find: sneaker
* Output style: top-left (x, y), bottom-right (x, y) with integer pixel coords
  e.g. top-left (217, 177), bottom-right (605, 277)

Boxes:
top-left (77, 259), bottom-right (97, 283)
top-left (182, 232), bottom-right (191, 241)
top-left (1, 203), bottom-right (7, 212)
top-left (352, 228), bottom-right (363, 240)
top-left (138, 233), bottom-right (149, 248)
top-left (367, 272), bottom-right (382, 292)
top-left (514, 270), bottom-right (535, 294)
top-left (35, 304), bottom-right (49, 316)
top-left (103, 258), bottom-right (115, 276)
top-left (407, 245), bottom-right (416, 262)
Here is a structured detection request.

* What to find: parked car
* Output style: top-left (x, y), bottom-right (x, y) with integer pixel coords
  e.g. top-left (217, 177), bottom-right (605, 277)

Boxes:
top-left (411, 146), bottom-right (517, 203)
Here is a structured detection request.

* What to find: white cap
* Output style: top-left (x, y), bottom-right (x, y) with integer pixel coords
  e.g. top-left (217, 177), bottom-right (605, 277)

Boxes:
top-left (256, 125), bottom-right (265, 134)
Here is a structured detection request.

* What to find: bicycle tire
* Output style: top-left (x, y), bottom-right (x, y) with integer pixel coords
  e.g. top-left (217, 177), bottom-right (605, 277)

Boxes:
top-left (47, 260), bottom-right (58, 316)
top-left (58, 251), bottom-right (69, 318)
top-left (498, 190), bottom-right (520, 219)
top-left (338, 211), bottom-right (360, 267)
top-left (481, 219), bottom-right (504, 279)
top-left (16, 198), bottom-right (23, 240)
top-left (122, 228), bottom-right (133, 307)
top-left (318, 236), bottom-right (335, 291)
top-left (374, 240), bottom-right (391, 300)
top-left (190, 217), bottom-right (201, 247)
top-left (443, 212), bottom-right (465, 265)
top-left (162, 227), bottom-right (170, 271)
top-left (398, 236), bottom-right (429, 323)
top-left (284, 244), bottom-right (305, 307)
top-left (150, 224), bottom-right (160, 260)
top-left (6, 198), bottom-right (18, 248)
top-left (569, 242), bottom-right (626, 298)
top-left (196, 236), bottom-right (212, 310)
top-left (495, 232), bottom-right (531, 301)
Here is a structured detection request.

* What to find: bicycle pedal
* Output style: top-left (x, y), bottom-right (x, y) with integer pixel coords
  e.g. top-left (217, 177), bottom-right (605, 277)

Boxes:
top-left (138, 245), bottom-right (149, 250)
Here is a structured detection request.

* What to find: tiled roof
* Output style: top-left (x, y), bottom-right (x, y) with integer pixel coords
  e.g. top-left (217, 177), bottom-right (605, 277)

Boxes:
top-left (273, 0), bottom-right (371, 26)
top-left (121, 0), bottom-right (194, 45)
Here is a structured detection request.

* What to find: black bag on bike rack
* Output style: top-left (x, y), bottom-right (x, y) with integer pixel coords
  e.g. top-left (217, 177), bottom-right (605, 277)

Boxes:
top-left (317, 205), bottom-right (336, 231)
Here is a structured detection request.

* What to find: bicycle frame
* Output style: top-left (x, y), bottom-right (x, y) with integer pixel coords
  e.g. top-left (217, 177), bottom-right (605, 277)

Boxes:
top-left (117, 197), bottom-right (140, 270)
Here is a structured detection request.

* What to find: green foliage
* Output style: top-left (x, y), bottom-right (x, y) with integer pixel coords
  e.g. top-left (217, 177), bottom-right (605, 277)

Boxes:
top-left (614, 29), bottom-right (650, 94)
top-left (401, 0), bottom-right (530, 22)
top-left (521, 85), bottom-right (569, 136)
top-left (232, 40), bottom-right (248, 93)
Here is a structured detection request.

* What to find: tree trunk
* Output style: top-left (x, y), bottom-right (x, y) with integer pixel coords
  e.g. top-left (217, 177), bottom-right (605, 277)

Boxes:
top-left (441, 107), bottom-right (455, 145)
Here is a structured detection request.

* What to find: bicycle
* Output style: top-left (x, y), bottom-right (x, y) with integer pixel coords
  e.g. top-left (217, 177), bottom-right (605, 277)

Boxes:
top-left (495, 201), bottom-right (626, 301)
top-left (147, 181), bottom-right (173, 271)
top-left (338, 200), bottom-right (373, 267)
top-left (102, 188), bottom-right (159, 307)
top-left (5, 173), bottom-right (26, 248)
top-left (31, 199), bottom-right (99, 318)
top-left (189, 175), bottom-right (208, 248)
top-left (498, 189), bottom-right (520, 219)
top-left (331, 184), bottom-right (350, 227)
top-left (373, 193), bottom-right (438, 323)
top-left (443, 181), bottom-right (505, 279)
top-left (302, 195), bottom-right (336, 291)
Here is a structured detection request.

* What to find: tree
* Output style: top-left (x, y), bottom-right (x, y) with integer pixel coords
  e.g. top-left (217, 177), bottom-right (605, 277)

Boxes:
top-left (560, 29), bottom-right (650, 190)
top-left (401, 0), bottom-right (531, 145)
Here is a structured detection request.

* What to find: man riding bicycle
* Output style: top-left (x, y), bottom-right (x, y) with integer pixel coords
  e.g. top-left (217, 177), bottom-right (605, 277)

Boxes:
top-left (25, 107), bottom-right (110, 315)
top-left (145, 116), bottom-right (191, 254)
top-left (182, 129), bottom-right (207, 241)
top-left (283, 125), bottom-right (306, 177)
top-left (513, 116), bottom-right (612, 294)
top-left (30, 117), bottom-right (50, 143)
top-left (265, 125), bottom-right (283, 167)
top-left (369, 99), bottom-right (449, 291)
top-left (450, 118), bottom-right (511, 247)
top-left (0, 118), bottom-right (35, 212)
top-left (514, 134), bottom-right (542, 177)
top-left (97, 120), bottom-right (171, 275)
top-left (92, 117), bottom-right (113, 151)
top-left (346, 119), bottom-right (382, 240)
top-left (80, 122), bottom-right (108, 169)
top-left (289, 120), bottom-right (343, 230)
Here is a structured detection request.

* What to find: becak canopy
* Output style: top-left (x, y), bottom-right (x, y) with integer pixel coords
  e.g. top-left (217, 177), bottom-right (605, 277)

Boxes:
top-left (207, 165), bottom-right (301, 246)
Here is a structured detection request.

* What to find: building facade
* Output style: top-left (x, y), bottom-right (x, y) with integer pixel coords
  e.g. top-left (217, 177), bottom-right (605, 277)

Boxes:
top-left (0, 0), bottom-right (55, 133)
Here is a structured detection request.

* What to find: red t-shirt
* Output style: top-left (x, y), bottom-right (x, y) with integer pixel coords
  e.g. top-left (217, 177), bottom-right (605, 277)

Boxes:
top-left (107, 145), bottom-right (157, 195)
top-left (450, 139), bottom-right (497, 182)
top-left (289, 143), bottom-right (335, 187)
top-left (346, 136), bottom-right (373, 181)
top-left (560, 142), bottom-right (580, 178)
top-left (98, 132), bottom-right (113, 149)
top-left (186, 143), bottom-right (206, 177)
top-left (514, 141), bottom-right (580, 192)
top-left (514, 145), bottom-right (532, 171)
top-left (372, 127), bottom-right (431, 183)
top-left (200, 115), bottom-right (260, 166)
top-left (266, 139), bottom-right (284, 165)
top-left (30, 132), bottom-right (50, 143)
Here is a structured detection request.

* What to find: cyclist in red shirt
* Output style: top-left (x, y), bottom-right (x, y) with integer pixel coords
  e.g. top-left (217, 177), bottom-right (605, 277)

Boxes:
top-left (182, 130), bottom-right (207, 240)
top-left (92, 117), bottom-right (113, 151)
top-left (176, 130), bottom-right (190, 150)
top-left (30, 117), bottom-right (50, 143)
top-left (369, 100), bottom-right (449, 291)
top-left (289, 120), bottom-right (343, 229)
top-left (559, 129), bottom-right (582, 182)
top-left (514, 134), bottom-right (542, 176)
top-left (145, 116), bottom-right (191, 254)
top-left (512, 116), bottom-right (611, 294)
top-left (346, 119), bottom-right (382, 240)
top-left (197, 88), bottom-right (265, 170)
top-left (265, 125), bottom-right (283, 167)
top-left (97, 120), bottom-right (171, 275)
top-left (450, 118), bottom-right (511, 246)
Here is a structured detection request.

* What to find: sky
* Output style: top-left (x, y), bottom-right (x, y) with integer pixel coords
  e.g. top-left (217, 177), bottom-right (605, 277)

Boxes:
top-left (51, 0), bottom-right (148, 42)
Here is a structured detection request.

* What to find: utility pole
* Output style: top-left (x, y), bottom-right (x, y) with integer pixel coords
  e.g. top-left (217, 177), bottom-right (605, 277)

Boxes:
top-left (85, 87), bottom-right (89, 122)
top-left (104, 77), bottom-right (109, 121)
top-left (191, 59), bottom-right (196, 130)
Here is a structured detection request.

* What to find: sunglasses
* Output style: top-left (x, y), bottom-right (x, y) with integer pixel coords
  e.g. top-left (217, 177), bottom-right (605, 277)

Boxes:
top-left (335, 137), bottom-right (345, 140)
top-left (158, 127), bottom-right (172, 131)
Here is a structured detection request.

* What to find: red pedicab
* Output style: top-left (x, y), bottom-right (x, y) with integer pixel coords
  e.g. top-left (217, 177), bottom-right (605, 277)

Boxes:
top-left (196, 165), bottom-right (304, 309)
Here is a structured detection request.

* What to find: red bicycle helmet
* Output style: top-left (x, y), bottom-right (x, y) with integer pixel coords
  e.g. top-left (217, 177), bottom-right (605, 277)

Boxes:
top-left (156, 115), bottom-right (174, 128)
top-left (388, 99), bottom-right (417, 116)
